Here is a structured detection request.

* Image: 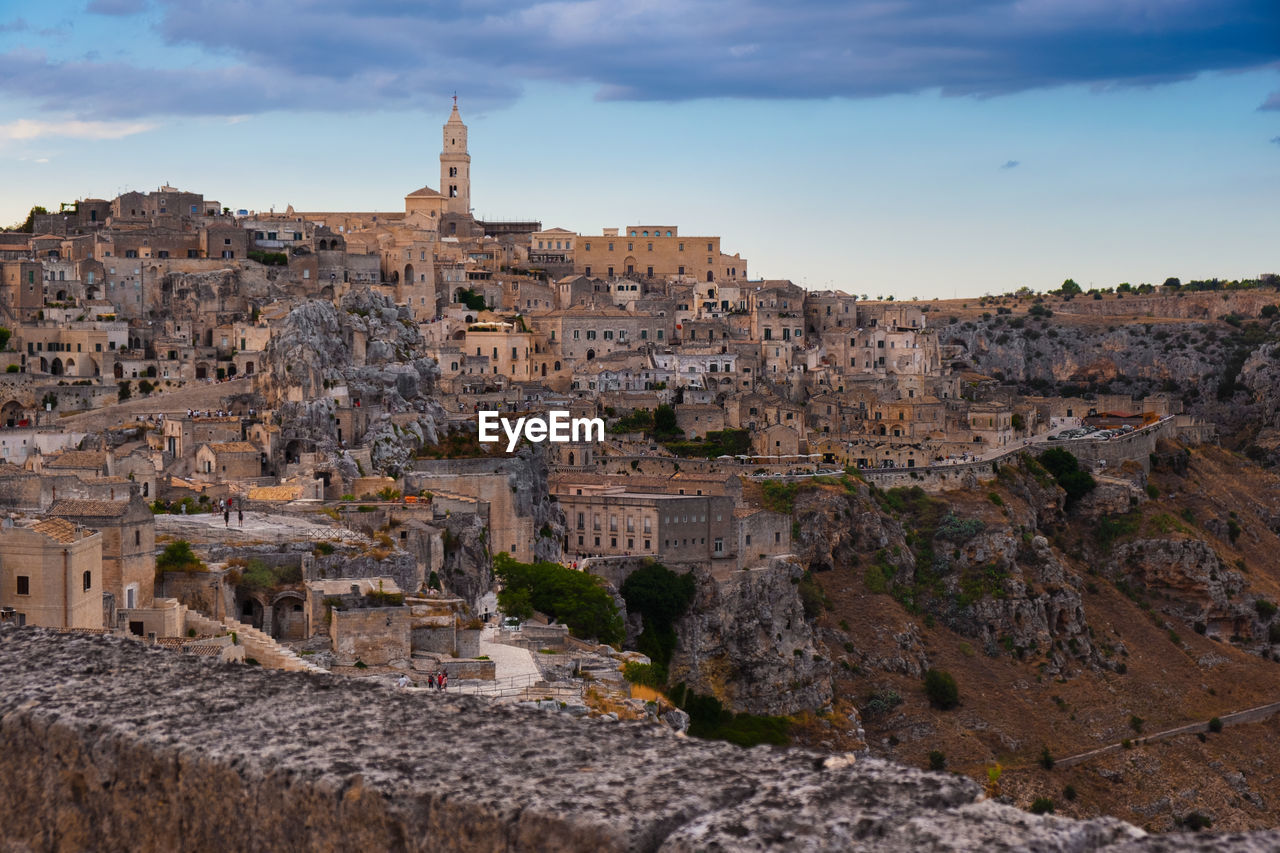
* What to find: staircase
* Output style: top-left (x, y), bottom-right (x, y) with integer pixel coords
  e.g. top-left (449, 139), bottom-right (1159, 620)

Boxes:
top-left (181, 606), bottom-right (325, 674)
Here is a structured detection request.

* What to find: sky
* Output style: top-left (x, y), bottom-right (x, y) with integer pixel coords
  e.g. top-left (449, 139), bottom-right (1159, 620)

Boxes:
top-left (0, 0), bottom-right (1277, 299)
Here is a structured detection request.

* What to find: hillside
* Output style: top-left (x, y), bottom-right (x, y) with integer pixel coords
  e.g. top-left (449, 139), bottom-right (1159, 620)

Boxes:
top-left (782, 442), bottom-right (1280, 832)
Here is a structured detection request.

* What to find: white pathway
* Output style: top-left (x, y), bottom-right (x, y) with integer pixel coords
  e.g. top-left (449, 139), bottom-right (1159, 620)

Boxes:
top-left (478, 623), bottom-right (541, 683)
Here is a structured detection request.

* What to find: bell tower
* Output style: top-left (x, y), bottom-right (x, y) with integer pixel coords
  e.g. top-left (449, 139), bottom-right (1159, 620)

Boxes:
top-left (440, 98), bottom-right (471, 217)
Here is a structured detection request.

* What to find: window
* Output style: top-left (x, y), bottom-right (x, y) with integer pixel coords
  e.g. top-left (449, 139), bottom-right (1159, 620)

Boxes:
top-left (83, 571), bottom-right (92, 592)
top-left (647, 243), bottom-right (653, 252)
top-left (16, 576), bottom-right (29, 595)
top-left (714, 538), bottom-right (723, 553)
top-left (678, 266), bottom-right (685, 276)
top-left (135, 530), bottom-right (141, 546)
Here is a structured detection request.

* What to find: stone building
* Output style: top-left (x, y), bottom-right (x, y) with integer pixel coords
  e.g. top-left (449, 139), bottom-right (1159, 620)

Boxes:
top-left (0, 516), bottom-right (102, 629)
top-left (47, 492), bottom-right (155, 611)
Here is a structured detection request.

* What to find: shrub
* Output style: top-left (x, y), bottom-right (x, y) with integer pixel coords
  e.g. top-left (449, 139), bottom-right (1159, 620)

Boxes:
top-left (928, 750), bottom-right (946, 771)
top-left (5, 364), bottom-right (17, 373)
top-left (1029, 797), bottom-right (1054, 815)
top-left (156, 540), bottom-right (204, 574)
top-left (314, 541), bottom-right (335, 556)
top-left (923, 668), bottom-right (959, 710)
top-left (1121, 738), bottom-right (1132, 749)
top-left (1063, 784), bottom-right (1077, 802)
top-left (988, 492), bottom-right (1004, 507)
top-left (1255, 599), bottom-right (1277, 620)
top-left (623, 661), bottom-right (667, 689)
top-left (1208, 716), bottom-right (1223, 733)
top-left (1146, 483), bottom-right (1159, 499)
top-left (1227, 518), bottom-right (1242, 543)
top-left (1129, 714), bottom-right (1144, 733)
top-left (1039, 745), bottom-right (1054, 770)
top-left (862, 688), bottom-right (902, 717)
top-left (1179, 812), bottom-right (1212, 831)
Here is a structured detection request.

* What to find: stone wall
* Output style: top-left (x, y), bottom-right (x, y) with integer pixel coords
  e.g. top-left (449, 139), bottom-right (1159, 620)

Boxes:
top-left (3, 626), bottom-right (1277, 851)
top-left (329, 607), bottom-right (410, 666)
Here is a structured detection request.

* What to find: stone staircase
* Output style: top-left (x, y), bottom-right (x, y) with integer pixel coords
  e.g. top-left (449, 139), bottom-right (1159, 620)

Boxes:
top-left (181, 607), bottom-right (325, 674)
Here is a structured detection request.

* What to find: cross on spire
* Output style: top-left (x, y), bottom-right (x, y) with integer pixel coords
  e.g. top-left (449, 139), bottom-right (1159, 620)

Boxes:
top-left (452, 92), bottom-right (457, 107)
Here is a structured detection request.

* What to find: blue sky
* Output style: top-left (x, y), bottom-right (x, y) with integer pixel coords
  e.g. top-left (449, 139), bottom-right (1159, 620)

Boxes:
top-left (0, 0), bottom-right (1276, 298)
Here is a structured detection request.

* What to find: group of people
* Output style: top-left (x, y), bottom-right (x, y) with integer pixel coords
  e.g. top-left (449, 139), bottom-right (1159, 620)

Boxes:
top-left (217, 497), bottom-right (244, 529)
top-left (398, 671), bottom-right (448, 691)
top-left (187, 408), bottom-right (254, 418)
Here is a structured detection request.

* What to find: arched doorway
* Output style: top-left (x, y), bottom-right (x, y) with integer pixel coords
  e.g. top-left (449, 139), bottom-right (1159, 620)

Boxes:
top-left (64, 358), bottom-right (75, 375)
top-left (271, 591), bottom-right (307, 640)
top-left (244, 361), bottom-right (255, 375)
top-left (50, 358), bottom-right (63, 376)
top-left (585, 349), bottom-right (595, 360)
top-left (226, 363), bottom-right (237, 378)
top-left (404, 263), bottom-right (415, 287)
top-left (195, 363), bottom-right (209, 380)
top-left (1, 400), bottom-right (22, 428)
top-left (113, 362), bottom-right (123, 379)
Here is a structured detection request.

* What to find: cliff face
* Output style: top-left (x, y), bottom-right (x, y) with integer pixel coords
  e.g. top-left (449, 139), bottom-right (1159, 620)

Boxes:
top-left (937, 308), bottom-right (1280, 446)
top-left (670, 560), bottom-right (833, 716)
top-left (262, 289), bottom-right (444, 477)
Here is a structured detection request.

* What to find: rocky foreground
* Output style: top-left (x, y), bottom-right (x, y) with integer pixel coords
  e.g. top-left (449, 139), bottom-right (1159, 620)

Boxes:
top-left (1, 627), bottom-right (1277, 851)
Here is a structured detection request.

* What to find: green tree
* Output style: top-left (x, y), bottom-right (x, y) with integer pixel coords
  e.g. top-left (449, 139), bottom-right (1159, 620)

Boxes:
top-left (653, 404), bottom-right (680, 438)
top-left (621, 561), bottom-right (696, 673)
top-left (1059, 279), bottom-right (1082, 295)
top-left (458, 288), bottom-right (487, 311)
top-left (1037, 448), bottom-right (1096, 508)
top-left (117, 380), bottom-right (132, 402)
top-left (10, 205), bottom-right (48, 233)
top-left (494, 553), bottom-right (623, 644)
top-left (0, 327), bottom-right (10, 350)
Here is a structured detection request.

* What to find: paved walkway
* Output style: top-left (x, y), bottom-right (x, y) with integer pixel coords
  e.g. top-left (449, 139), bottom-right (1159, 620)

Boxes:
top-left (478, 623), bottom-right (541, 682)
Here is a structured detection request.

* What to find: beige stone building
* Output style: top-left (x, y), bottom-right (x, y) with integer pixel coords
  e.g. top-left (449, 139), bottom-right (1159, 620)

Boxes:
top-left (47, 492), bottom-right (155, 610)
top-left (574, 226), bottom-right (746, 283)
top-left (0, 516), bottom-right (103, 629)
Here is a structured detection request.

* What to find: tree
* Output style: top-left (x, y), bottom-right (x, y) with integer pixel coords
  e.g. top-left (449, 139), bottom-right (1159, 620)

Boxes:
top-left (1162, 277), bottom-right (1182, 290)
top-left (621, 562), bottom-right (696, 672)
top-left (1037, 448), bottom-right (1096, 508)
top-left (10, 205), bottom-right (48, 233)
top-left (494, 553), bottom-right (623, 644)
top-left (0, 327), bottom-right (10, 350)
top-left (1059, 279), bottom-right (1082, 295)
top-left (653, 403), bottom-right (680, 438)
top-left (117, 381), bottom-right (132, 402)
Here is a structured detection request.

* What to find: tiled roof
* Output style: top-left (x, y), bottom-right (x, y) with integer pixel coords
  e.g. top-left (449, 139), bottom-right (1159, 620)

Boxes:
top-left (46, 451), bottom-right (107, 469)
top-left (48, 498), bottom-right (129, 518)
top-left (32, 517), bottom-right (88, 543)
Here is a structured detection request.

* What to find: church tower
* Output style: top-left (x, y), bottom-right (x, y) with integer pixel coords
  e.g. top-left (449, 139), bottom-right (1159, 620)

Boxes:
top-left (440, 100), bottom-right (471, 217)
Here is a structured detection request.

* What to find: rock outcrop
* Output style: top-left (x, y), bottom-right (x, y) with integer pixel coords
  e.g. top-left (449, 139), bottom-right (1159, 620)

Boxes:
top-left (262, 289), bottom-right (445, 477)
top-left (670, 558), bottom-right (833, 716)
top-left (5, 627), bottom-right (1280, 851)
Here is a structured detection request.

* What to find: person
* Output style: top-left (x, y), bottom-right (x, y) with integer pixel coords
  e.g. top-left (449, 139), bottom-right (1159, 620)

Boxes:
top-left (223, 508), bottom-right (230, 528)
top-left (439, 670), bottom-right (447, 692)
top-left (397, 674), bottom-right (410, 689)
top-left (238, 507), bottom-right (244, 528)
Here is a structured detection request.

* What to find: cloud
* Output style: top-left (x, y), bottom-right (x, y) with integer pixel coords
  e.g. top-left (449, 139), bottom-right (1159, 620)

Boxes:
top-left (1, 0), bottom-right (1277, 120)
top-left (86, 0), bottom-right (148, 15)
top-left (1272, 136), bottom-right (1280, 145)
top-left (0, 117), bottom-right (157, 141)
top-left (1000, 160), bottom-right (1020, 169)
top-left (0, 18), bottom-right (28, 33)
top-left (1262, 91), bottom-right (1280, 110)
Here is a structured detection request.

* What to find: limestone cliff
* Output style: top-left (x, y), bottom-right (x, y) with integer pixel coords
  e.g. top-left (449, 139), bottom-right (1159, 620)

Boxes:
top-left (669, 559), bottom-right (833, 716)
